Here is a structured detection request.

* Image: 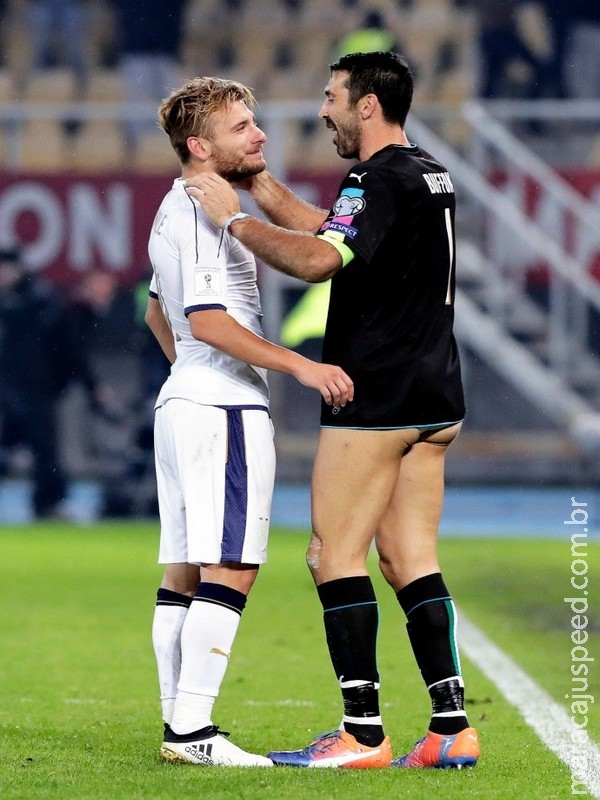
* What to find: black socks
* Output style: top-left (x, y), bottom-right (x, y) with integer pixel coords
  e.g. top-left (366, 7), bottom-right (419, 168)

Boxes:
top-left (318, 576), bottom-right (385, 747)
top-left (397, 573), bottom-right (469, 735)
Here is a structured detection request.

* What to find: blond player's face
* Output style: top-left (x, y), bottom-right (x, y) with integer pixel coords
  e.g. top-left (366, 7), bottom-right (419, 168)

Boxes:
top-left (207, 100), bottom-right (267, 181)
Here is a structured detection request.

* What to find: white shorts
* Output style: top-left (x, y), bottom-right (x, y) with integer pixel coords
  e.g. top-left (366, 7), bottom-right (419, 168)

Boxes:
top-left (154, 399), bottom-right (275, 565)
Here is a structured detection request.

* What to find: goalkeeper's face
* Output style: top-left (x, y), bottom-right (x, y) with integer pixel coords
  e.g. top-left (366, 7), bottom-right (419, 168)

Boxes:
top-left (207, 101), bottom-right (267, 181)
top-left (319, 71), bottom-right (361, 160)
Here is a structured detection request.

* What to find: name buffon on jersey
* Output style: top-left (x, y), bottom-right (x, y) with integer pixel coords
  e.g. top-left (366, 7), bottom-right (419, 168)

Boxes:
top-left (423, 172), bottom-right (454, 194)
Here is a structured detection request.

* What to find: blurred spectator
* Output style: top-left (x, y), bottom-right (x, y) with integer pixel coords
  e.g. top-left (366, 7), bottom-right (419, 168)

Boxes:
top-left (462, 0), bottom-right (546, 99)
top-left (0, 255), bottom-right (114, 518)
top-left (58, 269), bottom-right (117, 412)
top-left (0, 249), bottom-right (68, 518)
top-left (333, 9), bottom-right (399, 59)
top-left (280, 281), bottom-right (329, 351)
top-left (564, 2), bottom-right (600, 99)
top-left (0, 250), bottom-right (66, 517)
top-left (27, 0), bottom-right (90, 89)
top-left (535, 0), bottom-right (572, 98)
top-left (110, 0), bottom-right (186, 145)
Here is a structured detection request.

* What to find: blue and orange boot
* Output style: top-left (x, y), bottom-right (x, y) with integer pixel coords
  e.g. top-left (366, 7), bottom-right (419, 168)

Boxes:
top-left (268, 729), bottom-right (392, 768)
top-left (392, 727), bottom-right (479, 769)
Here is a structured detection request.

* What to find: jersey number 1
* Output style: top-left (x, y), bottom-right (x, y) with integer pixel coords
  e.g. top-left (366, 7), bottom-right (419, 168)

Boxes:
top-left (444, 207), bottom-right (454, 306)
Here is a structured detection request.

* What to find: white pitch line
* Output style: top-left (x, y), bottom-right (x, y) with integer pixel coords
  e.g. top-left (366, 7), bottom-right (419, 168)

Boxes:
top-left (459, 613), bottom-right (600, 798)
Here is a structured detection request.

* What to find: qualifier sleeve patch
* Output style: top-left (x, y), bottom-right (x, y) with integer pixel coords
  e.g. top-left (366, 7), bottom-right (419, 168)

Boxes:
top-left (319, 187), bottom-right (366, 241)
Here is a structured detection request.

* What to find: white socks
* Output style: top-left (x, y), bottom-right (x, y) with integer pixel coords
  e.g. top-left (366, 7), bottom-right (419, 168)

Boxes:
top-left (170, 598), bottom-right (243, 735)
top-left (152, 599), bottom-right (189, 724)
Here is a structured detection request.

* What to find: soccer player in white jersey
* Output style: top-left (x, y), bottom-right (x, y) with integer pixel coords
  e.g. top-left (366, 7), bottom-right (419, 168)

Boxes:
top-left (145, 77), bottom-right (353, 767)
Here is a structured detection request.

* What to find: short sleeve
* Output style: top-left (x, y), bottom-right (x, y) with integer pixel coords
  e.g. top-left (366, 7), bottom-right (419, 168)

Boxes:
top-left (316, 169), bottom-right (396, 264)
top-left (180, 203), bottom-right (228, 316)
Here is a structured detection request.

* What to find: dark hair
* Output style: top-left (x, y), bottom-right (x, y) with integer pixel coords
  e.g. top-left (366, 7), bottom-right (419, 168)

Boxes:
top-left (329, 51), bottom-right (413, 127)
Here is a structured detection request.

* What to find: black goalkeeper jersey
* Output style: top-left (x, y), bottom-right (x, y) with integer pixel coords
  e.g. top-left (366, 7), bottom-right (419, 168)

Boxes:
top-left (316, 143), bottom-right (465, 429)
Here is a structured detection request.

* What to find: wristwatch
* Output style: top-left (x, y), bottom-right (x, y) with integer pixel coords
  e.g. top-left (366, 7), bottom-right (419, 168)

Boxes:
top-left (223, 212), bottom-right (250, 231)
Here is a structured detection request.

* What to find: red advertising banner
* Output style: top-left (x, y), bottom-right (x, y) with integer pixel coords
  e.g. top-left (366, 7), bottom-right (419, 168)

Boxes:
top-left (0, 173), bottom-right (173, 285)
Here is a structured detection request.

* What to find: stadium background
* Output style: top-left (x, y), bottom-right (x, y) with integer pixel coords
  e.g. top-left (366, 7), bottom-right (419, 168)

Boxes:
top-left (0, 0), bottom-right (599, 523)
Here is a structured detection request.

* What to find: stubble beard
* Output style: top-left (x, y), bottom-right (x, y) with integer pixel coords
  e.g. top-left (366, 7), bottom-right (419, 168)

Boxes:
top-left (213, 150), bottom-right (266, 182)
top-left (329, 120), bottom-right (361, 160)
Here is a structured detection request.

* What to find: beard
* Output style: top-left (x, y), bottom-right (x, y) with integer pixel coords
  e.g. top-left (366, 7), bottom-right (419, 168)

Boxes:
top-left (328, 118), bottom-right (361, 160)
top-left (212, 146), bottom-right (266, 182)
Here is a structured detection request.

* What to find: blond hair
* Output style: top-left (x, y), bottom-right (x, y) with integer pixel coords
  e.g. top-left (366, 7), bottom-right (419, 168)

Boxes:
top-left (158, 77), bottom-right (257, 163)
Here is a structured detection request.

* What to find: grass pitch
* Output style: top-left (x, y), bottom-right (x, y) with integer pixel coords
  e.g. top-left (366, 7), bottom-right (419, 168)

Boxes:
top-left (0, 521), bottom-right (597, 799)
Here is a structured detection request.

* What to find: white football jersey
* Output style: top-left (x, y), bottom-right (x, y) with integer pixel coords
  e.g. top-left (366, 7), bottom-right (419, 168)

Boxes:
top-left (148, 178), bottom-right (269, 408)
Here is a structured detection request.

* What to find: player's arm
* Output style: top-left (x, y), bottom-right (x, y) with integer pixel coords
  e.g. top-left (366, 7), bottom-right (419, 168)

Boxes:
top-left (243, 170), bottom-right (328, 232)
top-left (145, 296), bottom-right (176, 364)
top-left (231, 218), bottom-right (343, 283)
top-left (185, 174), bottom-right (352, 283)
top-left (189, 307), bottom-right (353, 406)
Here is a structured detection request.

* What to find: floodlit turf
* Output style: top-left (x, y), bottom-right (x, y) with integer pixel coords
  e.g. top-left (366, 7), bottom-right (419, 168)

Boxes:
top-left (0, 521), bottom-right (597, 799)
